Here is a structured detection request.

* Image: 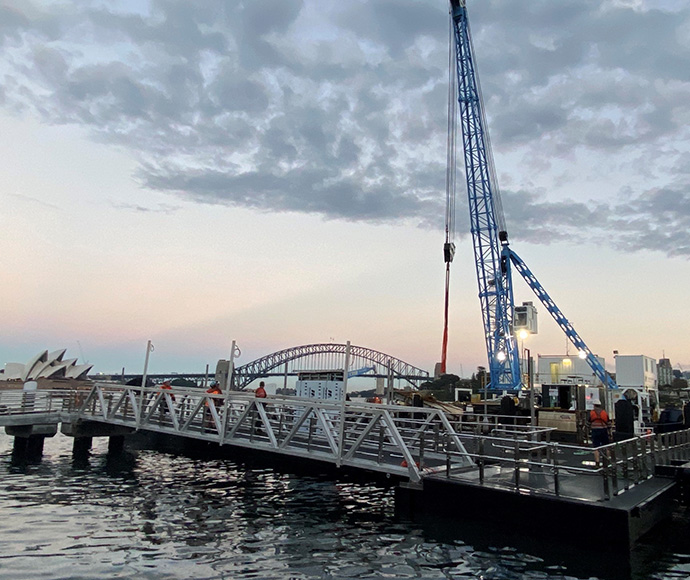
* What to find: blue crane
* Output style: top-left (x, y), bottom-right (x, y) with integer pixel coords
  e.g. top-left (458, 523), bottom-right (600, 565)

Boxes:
top-left (348, 366), bottom-right (376, 378)
top-left (447, 0), bottom-right (616, 391)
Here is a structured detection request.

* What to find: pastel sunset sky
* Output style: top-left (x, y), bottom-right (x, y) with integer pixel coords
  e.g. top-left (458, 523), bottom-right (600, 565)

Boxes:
top-left (2, 0), bottom-right (689, 378)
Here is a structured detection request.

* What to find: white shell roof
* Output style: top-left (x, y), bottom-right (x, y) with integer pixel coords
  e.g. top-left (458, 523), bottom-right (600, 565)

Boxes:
top-left (3, 349), bottom-right (91, 382)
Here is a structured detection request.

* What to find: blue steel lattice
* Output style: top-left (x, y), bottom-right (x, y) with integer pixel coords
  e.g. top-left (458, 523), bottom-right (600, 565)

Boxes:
top-left (450, 0), bottom-right (520, 389)
top-left (505, 248), bottom-right (617, 389)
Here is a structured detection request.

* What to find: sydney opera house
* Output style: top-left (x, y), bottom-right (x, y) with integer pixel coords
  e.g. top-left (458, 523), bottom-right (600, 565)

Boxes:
top-left (0, 349), bottom-right (92, 383)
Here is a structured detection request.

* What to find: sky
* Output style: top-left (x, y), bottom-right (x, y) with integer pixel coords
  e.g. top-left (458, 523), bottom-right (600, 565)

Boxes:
top-left (1, 0), bottom-right (689, 378)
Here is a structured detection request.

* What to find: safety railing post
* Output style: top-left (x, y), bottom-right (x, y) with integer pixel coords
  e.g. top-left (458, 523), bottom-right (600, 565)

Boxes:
top-left (419, 431), bottom-right (425, 469)
top-left (609, 444), bottom-right (619, 496)
top-left (547, 445), bottom-right (560, 496)
top-left (479, 437), bottom-right (485, 484)
top-left (308, 416), bottom-right (315, 451)
top-left (378, 424), bottom-right (385, 464)
top-left (621, 441), bottom-right (630, 485)
top-left (602, 454), bottom-right (611, 500)
top-left (513, 439), bottom-right (521, 490)
top-left (337, 341), bottom-right (351, 467)
top-left (640, 437), bottom-right (649, 480)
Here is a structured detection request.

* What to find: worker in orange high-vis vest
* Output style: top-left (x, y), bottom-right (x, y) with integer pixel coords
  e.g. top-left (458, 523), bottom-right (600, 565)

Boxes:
top-left (206, 381), bottom-right (222, 397)
top-left (160, 380), bottom-right (175, 401)
top-left (203, 381), bottom-right (223, 429)
top-left (589, 399), bottom-right (611, 465)
top-left (255, 381), bottom-right (267, 398)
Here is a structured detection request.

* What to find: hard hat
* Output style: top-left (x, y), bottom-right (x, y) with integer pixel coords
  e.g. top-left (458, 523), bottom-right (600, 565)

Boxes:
top-left (592, 398), bottom-right (601, 405)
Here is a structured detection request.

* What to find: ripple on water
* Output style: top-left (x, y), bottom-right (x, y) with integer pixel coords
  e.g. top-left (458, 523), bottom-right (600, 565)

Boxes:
top-left (2, 433), bottom-right (689, 580)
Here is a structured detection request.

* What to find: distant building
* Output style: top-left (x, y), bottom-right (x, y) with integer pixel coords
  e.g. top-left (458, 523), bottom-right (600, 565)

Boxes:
top-left (1, 349), bottom-right (92, 382)
top-left (657, 358), bottom-right (674, 387)
top-left (536, 354), bottom-right (606, 387)
top-left (615, 355), bottom-right (658, 391)
top-left (295, 370), bottom-right (344, 401)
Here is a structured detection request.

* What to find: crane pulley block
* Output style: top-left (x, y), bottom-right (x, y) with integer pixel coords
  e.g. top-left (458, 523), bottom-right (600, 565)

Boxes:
top-left (444, 242), bottom-right (456, 263)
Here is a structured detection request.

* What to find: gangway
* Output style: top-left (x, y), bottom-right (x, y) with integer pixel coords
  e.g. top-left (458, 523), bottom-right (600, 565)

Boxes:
top-left (4, 383), bottom-right (690, 548)
top-left (3, 383), bottom-right (689, 504)
top-left (0, 383), bottom-right (477, 483)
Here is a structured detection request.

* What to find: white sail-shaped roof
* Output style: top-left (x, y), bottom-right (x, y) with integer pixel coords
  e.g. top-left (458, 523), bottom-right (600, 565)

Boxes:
top-left (29, 360), bottom-right (55, 380)
top-left (42, 358), bottom-right (78, 379)
top-left (3, 363), bottom-right (25, 380)
top-left (20, 350), bottom-right (48, 382)
top-left (65, 363), bottom-right (93, 380)
top-left (47, 349), bottom-right (67, 364)
top-left (3, 349), bottom-right (92, 382)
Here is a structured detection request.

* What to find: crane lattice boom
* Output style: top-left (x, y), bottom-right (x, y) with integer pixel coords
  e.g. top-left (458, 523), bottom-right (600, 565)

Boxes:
top-left (447, 0), bottom-right (616, 391)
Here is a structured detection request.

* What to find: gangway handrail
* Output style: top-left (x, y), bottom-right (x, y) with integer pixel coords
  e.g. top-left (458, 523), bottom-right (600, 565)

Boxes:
top-left (4, 384), bottom-right (690, 501)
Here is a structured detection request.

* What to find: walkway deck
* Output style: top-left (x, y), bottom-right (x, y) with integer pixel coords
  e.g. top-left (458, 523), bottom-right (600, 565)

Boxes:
top-left (2, 383), bottom-right (689, 546)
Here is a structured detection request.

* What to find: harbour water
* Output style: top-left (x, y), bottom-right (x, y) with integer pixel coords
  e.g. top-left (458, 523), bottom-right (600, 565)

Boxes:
top-left (2, 433), bottom-right (690, 580)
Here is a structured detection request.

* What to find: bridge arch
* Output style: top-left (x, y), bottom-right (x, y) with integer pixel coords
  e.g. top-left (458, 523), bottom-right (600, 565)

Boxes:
top-left (232, 343), bottom-right (429, 390)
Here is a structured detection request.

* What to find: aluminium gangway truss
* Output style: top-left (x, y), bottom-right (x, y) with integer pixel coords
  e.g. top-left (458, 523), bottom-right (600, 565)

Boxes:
top-left (2, 385), bottom-right (686, 502)
top-left (72, 383), bottom-right (475, 483)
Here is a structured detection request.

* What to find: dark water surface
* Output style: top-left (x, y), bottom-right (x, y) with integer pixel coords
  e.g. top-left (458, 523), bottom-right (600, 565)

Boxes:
top-left (2, 433), bottom-right (690, 580)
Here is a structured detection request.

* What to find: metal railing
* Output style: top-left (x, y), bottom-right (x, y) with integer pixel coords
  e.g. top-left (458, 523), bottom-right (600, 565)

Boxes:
top-left (3, 384), bottom-right (690, 502)
top-left (70, 383), bottom-right (480, 482)
top-left (0, 388), bottom-right (78, 424)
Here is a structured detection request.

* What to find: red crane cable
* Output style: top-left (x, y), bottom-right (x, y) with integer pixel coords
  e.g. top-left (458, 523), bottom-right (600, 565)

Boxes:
top-left (440, 16), bottom-right (457, 376)
top-left (441, 261), bottom-right (451, 374)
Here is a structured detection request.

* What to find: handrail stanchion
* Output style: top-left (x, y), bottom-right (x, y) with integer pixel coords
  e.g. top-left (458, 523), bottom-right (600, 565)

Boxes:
top-left (513, 439), bottom-right (521, 490)
top-left (610, 443), bottom-right (619, 495)
top-left (419, 431), bottom-right (425, 469)
top-left (337, 341), bottom-right (351, 467)
top-left (640, 436), bottom-right (649, 480)
top-left (479, 437), bottom-right (485, 484)
top-left (602, 454), bottom-right (611, 500)
top-left (621, 441), bottom-right (630, 486)
top-left (547, 444), bottom-right (560, 496)
top-left (220, 340), bottom-right (240, 444)
top-left (138, 340), bottom-right (153, 428)
top-left (378, 424), bottom-right (385, 464)
top-left (634, 438), bottom-right (643, 483)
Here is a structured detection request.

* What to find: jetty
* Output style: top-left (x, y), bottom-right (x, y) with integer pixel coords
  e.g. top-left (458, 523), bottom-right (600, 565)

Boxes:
top-left (3, 381), bottom-right (690, 550)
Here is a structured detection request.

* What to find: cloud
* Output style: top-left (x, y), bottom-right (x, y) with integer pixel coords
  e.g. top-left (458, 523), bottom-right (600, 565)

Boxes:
top-left (612, 187), bottom-right (690, 256)
top-left (499, 185), bottom-right (690, 257)
top-left (7, 192), bottom-right (62, 211)
top-left (109, 201), bottom-right (180, 214)
top-left (1, 0), bottom-right (689, 257)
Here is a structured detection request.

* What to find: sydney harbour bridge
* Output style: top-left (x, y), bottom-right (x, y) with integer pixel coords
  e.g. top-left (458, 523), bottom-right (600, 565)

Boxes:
top-left (114, 343), bottom-right (430, 390)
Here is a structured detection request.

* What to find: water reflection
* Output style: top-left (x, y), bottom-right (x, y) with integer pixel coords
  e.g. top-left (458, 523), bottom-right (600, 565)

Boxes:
top-left (1, 433), bottom-right (689, 580)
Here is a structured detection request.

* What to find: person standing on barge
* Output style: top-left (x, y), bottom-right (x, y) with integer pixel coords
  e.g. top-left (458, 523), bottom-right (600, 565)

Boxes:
top-left (589, 399), bottom-right (611, 466)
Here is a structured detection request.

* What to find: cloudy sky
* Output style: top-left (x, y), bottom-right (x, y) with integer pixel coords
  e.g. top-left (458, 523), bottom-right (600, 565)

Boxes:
top-left (1, 0), bottom-right (689, 378)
